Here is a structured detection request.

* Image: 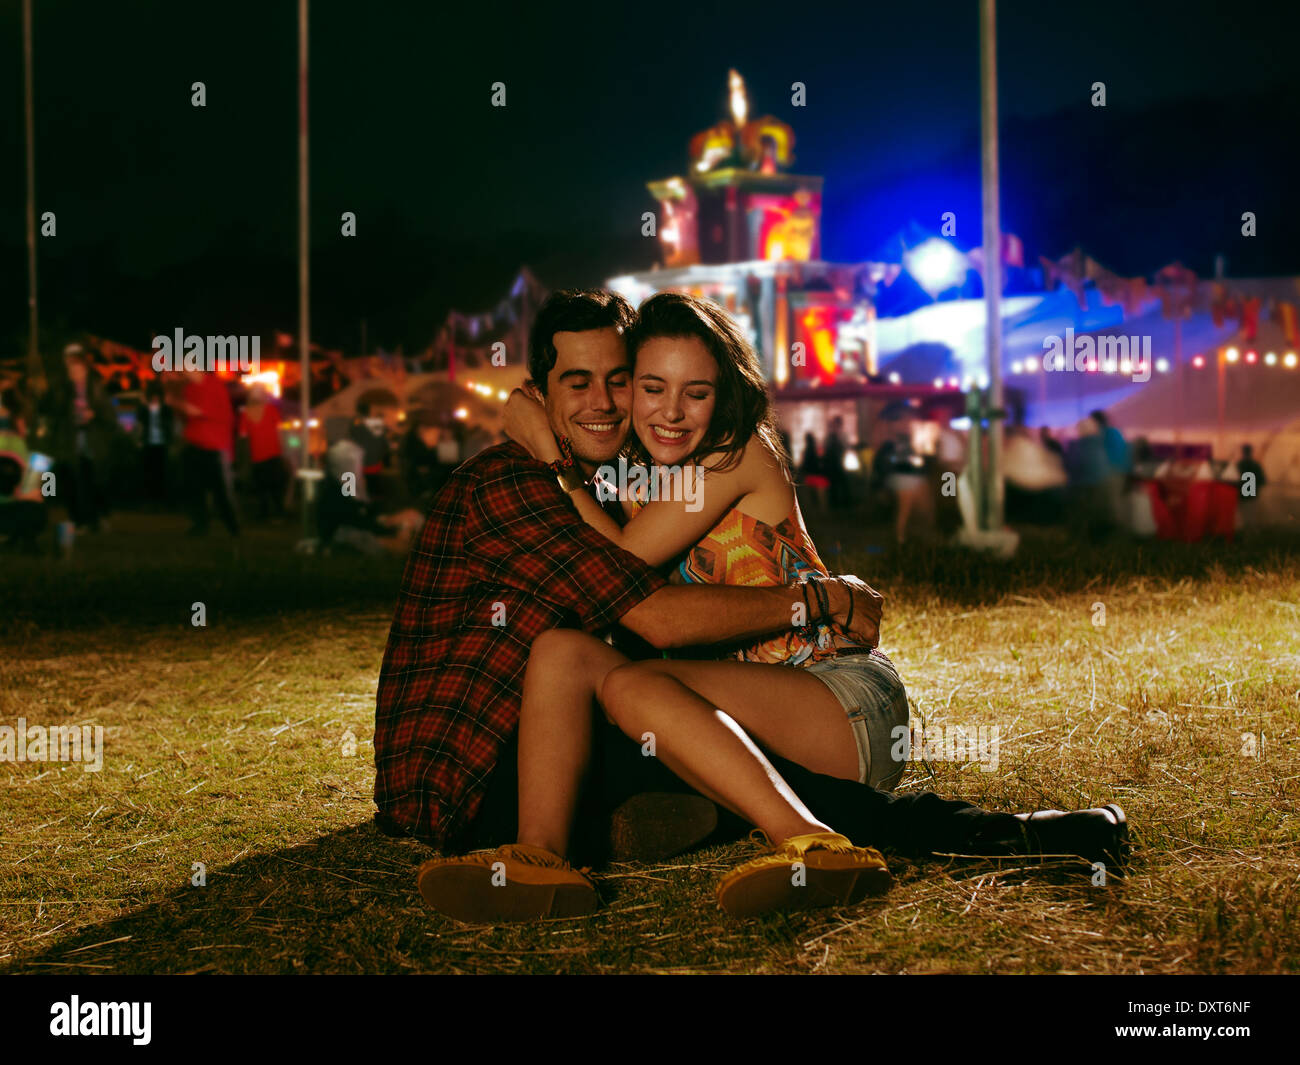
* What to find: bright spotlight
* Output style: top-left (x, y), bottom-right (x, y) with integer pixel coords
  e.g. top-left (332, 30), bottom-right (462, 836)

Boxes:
top-left (905, 239), bottom-right (967, 296)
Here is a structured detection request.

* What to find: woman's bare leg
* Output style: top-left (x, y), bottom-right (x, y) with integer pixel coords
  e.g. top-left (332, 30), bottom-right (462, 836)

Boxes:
top-left (599, 665), bottom-right (833, 845)
top-left (515, 629), bottom-right (628, 857)
top-left (607, 658), bottom-right (861, 780)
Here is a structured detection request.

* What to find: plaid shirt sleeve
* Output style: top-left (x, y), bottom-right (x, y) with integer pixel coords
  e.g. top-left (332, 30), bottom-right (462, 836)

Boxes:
top-left (465, 459), bottom-right (668, 635)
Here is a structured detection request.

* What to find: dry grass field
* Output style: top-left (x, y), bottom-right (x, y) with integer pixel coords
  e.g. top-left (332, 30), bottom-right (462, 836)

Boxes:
top-left (2, 513), bottom-right (1298, 974)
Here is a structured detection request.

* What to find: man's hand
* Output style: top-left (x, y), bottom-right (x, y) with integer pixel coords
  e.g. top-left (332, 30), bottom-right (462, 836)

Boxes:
top-left (826, 574), bottom-right (885, 647)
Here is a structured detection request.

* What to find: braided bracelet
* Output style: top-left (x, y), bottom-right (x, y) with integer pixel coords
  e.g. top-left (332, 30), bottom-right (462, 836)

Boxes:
top-left (837, 576), bottom-right (854, 633)
top-left (547, 434), bottom-right (575, 474)
top-left (811, 575), bottom-right (833, 628)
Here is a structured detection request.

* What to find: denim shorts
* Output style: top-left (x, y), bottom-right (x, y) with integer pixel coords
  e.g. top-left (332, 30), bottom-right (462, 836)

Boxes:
top-left (804, 648), bottom-right (910, 790)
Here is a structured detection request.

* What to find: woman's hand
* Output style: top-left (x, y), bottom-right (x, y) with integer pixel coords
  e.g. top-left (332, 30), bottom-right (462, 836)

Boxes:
top-left (502, 386), bottom-right (561, 464)
top-left (825, 574), bottom-right (884, 648)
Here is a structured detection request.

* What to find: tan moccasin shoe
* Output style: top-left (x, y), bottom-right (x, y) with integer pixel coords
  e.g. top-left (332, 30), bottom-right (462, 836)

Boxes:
top-left (417, 843), bottom-right (598, 924)
top-left (716, 831), bottom-right (892, 917)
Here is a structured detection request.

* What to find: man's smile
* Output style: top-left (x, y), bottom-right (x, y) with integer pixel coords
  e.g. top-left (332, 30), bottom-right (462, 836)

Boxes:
top-left (575, 419), bottom-right (623, 439)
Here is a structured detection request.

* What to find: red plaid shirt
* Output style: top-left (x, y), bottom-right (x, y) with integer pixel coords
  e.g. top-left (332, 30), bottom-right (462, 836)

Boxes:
top-left (374, 441), bottom-right (667, 851)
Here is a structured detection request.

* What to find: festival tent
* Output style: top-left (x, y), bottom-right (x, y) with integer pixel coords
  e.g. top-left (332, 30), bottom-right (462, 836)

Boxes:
top-left (310, 366), bottom-right (527, 428)
top-left (1106, 312), bottom-right (1300, 486)
top-left (876, 278), bottom-right (1300, 435)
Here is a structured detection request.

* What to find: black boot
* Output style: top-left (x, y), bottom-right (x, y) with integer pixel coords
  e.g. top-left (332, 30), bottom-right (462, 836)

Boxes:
top-left (972, 804), bottom-right (1129, 868)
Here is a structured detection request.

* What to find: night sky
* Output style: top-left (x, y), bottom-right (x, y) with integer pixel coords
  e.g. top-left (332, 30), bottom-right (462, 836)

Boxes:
top-left (1, 0), bottom-right (1297, 355)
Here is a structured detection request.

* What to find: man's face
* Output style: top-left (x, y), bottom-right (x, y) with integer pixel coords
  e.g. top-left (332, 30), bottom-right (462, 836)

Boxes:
top-left (543, 327), bottom-right (632, 470)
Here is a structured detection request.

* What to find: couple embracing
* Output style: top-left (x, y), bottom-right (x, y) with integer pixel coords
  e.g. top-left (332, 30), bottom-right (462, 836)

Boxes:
top-left (374, 288), bottom-right (1127, 922)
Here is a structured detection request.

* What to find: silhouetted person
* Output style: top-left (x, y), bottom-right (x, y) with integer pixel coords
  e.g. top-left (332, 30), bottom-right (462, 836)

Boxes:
top-left (1066, 418), bottom-right (1112, 541)
top-left (799, 431), bottom-right (829, 511)
top-left (350, 399), bottom-right (391, 500)
top-left (177, 370), bottom-right (239, 537)
top-left (238, 384), bottom-right (287, 520)
top-left (1091, 409), bottom-right (1131, 528)
top-left (401, 410), bottom-right (456, 512)
top-left (824, 416), bottom-right (849, 509)
top-left (1236, 443), bottom-right (1267, 532)
top-left (1039, 426), bottom-right (1064, 460)
top-left (137, 380), bottom-right (174, 506)
top-left (0, 388), bottom-right (48, 552)
top-left (41, 345), bottom-right (115, 532)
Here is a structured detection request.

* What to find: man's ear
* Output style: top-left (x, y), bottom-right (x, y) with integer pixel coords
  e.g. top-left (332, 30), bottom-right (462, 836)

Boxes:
top-left (523, 379), bottom-right (544, 402)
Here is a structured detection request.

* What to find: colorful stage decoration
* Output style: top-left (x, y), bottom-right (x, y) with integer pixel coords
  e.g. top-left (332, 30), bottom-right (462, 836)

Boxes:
top-left (1039, 247), bottom-right (1151, 315)
top-left (651, 71), bottom-right (820, 270)
top-left (436, 267), bottom-right (548, 380)
top-left (1155, 261), bottom-right (1198, 319)
top-left (686, 70), bottom-right (796, 176)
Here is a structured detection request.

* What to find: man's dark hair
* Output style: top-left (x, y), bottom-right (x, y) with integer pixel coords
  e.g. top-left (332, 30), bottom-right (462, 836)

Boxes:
top-left (1090, 409), bottom-right (1109, 429)
top-left (626, 291), bottom-right (787, 473)
top-left (527, 289), bottom-right (636, 394)
top-left (357, 399), bottom-right (372, 417)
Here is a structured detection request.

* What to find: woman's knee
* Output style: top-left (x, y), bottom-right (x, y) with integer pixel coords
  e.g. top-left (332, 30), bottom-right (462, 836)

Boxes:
top-left (598, 661), bottom-right (657, 723)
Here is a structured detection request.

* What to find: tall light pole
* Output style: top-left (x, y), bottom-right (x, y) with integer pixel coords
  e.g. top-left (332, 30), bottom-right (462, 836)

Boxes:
top-left (297, 0), bottom-right (318, 544)
top-left (979, 0), bottom-right (1004, 531)
top-left (23, 0), bottom-right (42, 392)
top-left (298, 0), bottom-right (310, 474)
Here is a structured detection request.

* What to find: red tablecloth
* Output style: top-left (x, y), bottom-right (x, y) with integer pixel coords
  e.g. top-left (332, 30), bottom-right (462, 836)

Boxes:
top-left (1141, 479), bottom-right (1237, 543)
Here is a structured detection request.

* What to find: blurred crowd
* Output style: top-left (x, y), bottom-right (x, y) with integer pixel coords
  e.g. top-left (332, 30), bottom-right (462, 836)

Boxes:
top-left (785, 405), bottom-right (1267, 546)
top-left (0, 343), bottom-right (503, 556)
top-left (0, 343), bottom-right (1270, 554)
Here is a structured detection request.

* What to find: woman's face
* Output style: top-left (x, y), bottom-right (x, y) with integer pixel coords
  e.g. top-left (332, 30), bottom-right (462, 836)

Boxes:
top-left (632, 335), bottom-right (719, 466)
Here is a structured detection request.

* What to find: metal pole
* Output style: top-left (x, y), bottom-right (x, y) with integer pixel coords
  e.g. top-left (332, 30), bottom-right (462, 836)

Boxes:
top-left (979, 0), bottom-right (1004, 531)
top-left (294, 0), bottom-right (318, 546)
top-left (1174, 317), bottom-right (1183, 452)
top-left (298, 0), bottom-right (310, 474)
top-left (23, 0), bottom-right (42, 392)
top-left (1216, 346), bottom-right (1225, 457)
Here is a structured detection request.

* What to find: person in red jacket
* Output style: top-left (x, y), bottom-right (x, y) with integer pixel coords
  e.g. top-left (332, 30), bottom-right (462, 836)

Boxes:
top-left (177, 370), bottom-right (239, 537)
top-left (237, 384), bottom-right (286, 520)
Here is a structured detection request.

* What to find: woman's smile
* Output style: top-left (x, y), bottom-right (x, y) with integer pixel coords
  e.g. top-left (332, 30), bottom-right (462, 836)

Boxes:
top-left (633, 336), bottom-right (718, 466)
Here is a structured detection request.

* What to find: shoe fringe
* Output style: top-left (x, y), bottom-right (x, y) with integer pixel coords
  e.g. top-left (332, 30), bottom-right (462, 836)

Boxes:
top-left (496, 845), bottom-right (570, 869)
top-left (728, 832), bottom-right (868, 878)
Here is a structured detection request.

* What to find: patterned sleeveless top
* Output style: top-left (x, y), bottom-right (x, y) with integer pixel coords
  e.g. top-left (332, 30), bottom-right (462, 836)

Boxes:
top-left (668, 496), bottom-right (838, 666)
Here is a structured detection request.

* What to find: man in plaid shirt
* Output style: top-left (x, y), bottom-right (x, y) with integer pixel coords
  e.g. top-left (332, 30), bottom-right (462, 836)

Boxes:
top-left (375, 289), bottom-right (880, 854)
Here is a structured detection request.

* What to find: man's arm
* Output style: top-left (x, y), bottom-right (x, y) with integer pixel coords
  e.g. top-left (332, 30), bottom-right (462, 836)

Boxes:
top-left (621, 576), bottom-right (883, 650)
top-left (464, 452), bottom-right (884, 648)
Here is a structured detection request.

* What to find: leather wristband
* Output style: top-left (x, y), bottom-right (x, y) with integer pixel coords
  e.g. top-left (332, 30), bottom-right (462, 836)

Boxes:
top-left (556, 466), bottom-right (585, 494)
